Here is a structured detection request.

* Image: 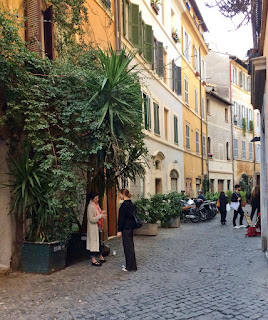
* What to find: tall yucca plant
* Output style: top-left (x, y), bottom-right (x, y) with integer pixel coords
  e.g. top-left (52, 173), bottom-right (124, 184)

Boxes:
top-left (8, 150), bottom-right (57, 242)
top-left (90, 46), bottom-right (142, 139)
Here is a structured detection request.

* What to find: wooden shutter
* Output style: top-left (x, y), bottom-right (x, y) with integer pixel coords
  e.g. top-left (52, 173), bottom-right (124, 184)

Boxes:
top-left (138, 11), bottom-right (142, 52)
top-left (122, 0), bottom-right (126, 37)
top-left (172, 60), bottom-right (176, 91)
top-left (144, 24), bottom-right (153, 64)
top-left (147, 96), bottom-right (151, 130)
top-left (176, 66), bottom-right (181, 95)
top-left (155, 41), bottom-right (164, 77)
top-left (143, 94), bottom-right (148, 129)
top-left (154, 103), bottom-right (160, 134)
top-left (174, 116), bottom-right (178, 144)
top-left (129, 3), bottom-right (139, 47)
top-left (25, 0), bottom-right (42, 54)
top-left (43, 6), bottom-right (54, 59)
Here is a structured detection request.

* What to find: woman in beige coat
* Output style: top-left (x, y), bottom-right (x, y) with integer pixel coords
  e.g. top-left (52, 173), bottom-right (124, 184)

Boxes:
top-left (86, 192), bottom-right (107, 266)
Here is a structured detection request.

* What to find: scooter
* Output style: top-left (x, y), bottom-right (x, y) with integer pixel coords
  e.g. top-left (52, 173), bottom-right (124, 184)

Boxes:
top-left (181, 199), bottom-right (200, 223)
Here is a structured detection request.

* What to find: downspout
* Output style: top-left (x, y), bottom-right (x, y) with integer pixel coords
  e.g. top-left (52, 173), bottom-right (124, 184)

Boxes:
top-left (199, 46), bottom-right (204, 176)
top-left (230, 60), bottom-right (235, 189)
top-left (114, 0), bottom-right (122, 51)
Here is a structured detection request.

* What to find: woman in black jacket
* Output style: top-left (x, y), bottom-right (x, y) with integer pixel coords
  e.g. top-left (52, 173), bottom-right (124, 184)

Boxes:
top-left (219, 191), bottom-right (228, 225)
top-left (250, 185), bottom-right (260, 222)
top-left (117, 188), bottom-right (137, 272)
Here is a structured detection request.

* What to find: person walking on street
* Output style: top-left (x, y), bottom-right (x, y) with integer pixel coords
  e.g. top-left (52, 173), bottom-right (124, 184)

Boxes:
top-left (250, 185), bottom-right (260, 222)
top-left (117, 188), bottom-right (137, 272)
top-left (86, 192), bottom-right (107, 266)
top-left (218, 191), bottom-right (228, 225)
top-left (231, 184), bottom-right (246, 229)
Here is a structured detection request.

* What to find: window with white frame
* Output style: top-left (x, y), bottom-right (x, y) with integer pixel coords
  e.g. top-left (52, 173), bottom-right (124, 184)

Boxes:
top-left (184, 77), bottom-right (189, 105)
top-left (233, 102), bottom-right (238, 124)
top-left (242, 72), bottom-right (246, 90)
top-left (193, 46), bottom-right (199, 71)
top-left (201, 97), bottom-right (205, 118)
top-left (183, 28), bottom-right (191, 62)
top-left (234, 138), bottom-right (238, 158)
top-left (249, 142), bottom-right (253, 160)
top-left (256, 144), bottom-right (260, 162)
top-left (242, 141), bottom-right (246, 159)
top-left (247, 76), bottom-right (251, 92)
top-left (257, 112), bottom-right (260, 134)
top-left (186, 123), bottom-right (190, 149)
top-left (196, 130), bottom-right (200, 154)
top-left (142, 92), bottom-right (151, 131)
top-left (232, 66), bottom-right (238, 85)
top-left (202, 134), bottom-right (206, 156)
top-left (194, 88), bottom-right (198, 113)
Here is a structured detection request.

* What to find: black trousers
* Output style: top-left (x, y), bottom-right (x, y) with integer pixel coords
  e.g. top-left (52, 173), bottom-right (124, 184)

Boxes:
top-left (122, 229), bottom-right (137, 271)
top-left (233, 207), bottom-right (244, 226)
top-left (250, 205), bottom-right (260, 221)
top-left (220, 210), bottom-right (227, 223)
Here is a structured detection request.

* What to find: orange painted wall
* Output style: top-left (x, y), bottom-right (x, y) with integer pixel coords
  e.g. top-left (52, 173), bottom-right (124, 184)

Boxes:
top-left (83, 0), bottom-right (116, 49)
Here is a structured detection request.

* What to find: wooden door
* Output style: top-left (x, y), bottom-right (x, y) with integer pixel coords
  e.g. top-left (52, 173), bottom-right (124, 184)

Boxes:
top-left (107, 186), bottom-right (117, 237)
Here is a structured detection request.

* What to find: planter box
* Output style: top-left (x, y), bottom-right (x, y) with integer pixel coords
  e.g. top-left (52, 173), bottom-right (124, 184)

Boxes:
top-left (66, 232), bottom-right (91, 265)
top-left (134, 223), bottom-right (158, 236)
top-left (151, 3), bottom-right (159, 15)
top-left (241, 201), bottom-right (246, 207)
top-left (21, 241), bottom-right (67, 274)
top-left (161, 217), bottom-right (180, 228)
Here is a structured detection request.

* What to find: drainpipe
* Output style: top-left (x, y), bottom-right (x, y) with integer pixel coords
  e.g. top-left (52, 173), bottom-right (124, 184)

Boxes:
top-left (114, 0), bottom-right (122, 52)
top-left (199, 46), bottom-right (204, 176)
top-left (230, 60), bottom-right (235, 189)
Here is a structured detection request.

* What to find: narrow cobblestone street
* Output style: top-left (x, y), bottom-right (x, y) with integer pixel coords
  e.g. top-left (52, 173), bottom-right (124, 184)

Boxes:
top-left (1, 213), bottom-right (268, 320)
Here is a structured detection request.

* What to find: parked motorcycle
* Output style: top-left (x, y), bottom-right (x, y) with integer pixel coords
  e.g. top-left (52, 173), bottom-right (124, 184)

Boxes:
top-left (194, 199), bottom-right (217, 221)
top-left (181, 199), bottom-right (200, 223)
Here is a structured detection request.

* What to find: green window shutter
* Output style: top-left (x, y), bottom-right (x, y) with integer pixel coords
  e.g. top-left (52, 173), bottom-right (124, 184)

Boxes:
top-left (154, 103), bottom-right (160, 134)
top-left (143, 94), bottom-right (148, 129)
top-left (174, 116), bottom-right (178, 144)
top-left (144, 24), bottom-right (153, 64)
top-left (155, 41), bottom-right (164, 77)
top-left (129, 3), bottom-right (139, 47)
top-left (147, 96), bottom-right (151, 130)
top-left (172, 60), bottom-right (176, 92)
top-left (176, 66), bottom-right (181, 95)
top-left (138, 12), bottom-right (142, 52)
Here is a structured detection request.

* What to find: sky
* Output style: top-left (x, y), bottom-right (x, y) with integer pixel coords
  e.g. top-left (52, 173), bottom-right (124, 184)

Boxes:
top-left (197, 1), bottom-right (253, 59)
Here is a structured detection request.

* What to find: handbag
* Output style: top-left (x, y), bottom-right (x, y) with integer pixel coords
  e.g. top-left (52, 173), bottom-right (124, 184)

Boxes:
top-left (133, 213), bottom-right (143, 229)
top-left (216, 198), bottom-right (220, 208)
top-left (230, 201), bottom-right (239, 211)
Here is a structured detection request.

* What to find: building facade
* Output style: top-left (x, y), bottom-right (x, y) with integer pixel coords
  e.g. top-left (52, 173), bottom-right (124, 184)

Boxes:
top-left (206, 89), bottom-right (233, 192)
top-left (180, 0), bottom-right (209, 197)
top-left (121, 0), bottom-right (185, 199)
top-left (250, 0), bottom-right (268, 256)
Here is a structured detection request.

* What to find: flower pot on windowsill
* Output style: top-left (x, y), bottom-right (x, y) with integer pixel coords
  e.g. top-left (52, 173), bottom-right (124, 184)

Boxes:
top-left (202, 81), bottom-right (206, 85)
top-left (172, 33), bottom-right (180, 43)
top-left (195, 71), bottom-right (200, 77)
top-left (208, 153), bottom-right (213, 159)
top-left (151, 3), bottom-right (160, 15)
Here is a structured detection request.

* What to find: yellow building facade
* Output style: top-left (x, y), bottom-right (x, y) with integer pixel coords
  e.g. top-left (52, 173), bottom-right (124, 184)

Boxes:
top-left (181, 1), bottom-right (209, 197)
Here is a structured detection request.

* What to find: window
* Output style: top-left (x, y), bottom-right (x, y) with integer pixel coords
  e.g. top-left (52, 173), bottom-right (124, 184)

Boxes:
top-left (143, 24), bottom-right (154, 64)
top-left (207, 98), bottom-right (210, 114)
top-left (202, 135), bottom-right (206, 156)
top-left (256, 144), bottom-right (260, 162)
top-left (193, 46), bottom-right (199, 71)
top-left (233, 102), bottom-right (238, 124)
top-left (247, 76), bottom-right (251, 92)
top-left (225, 108), bottom-right (228, 122)
top-left (142, 92), bottom-right (151, 130)
top-left (207, 137), bottom-right (211, 154)
top-left (242, 72), bottom-right (246, 90)
top-left (170, 170), bottom-right (179, 192)
top-left (186, 123), bottom-right (190, 149)
top-left (227, 180), bottom-right (231, 190)
top-left (249, 142), bottom-right (253, 160)
top-left (242, 141), bottom-right (246, 159)
top-left (234, 138), bottom-right (238, 158)
top-left (183, 27), bottom-right (191, 62)
top-left (174, 116), bottom-right (178, 144)
top-left (232, 66), bottom-right (238, 85)
top-left (154, 102), bottom-right (160, 135)
top-left (196, 131), bottom-right (200, 154)
top-left (201, 59), bottom-right (205, 80)
top-left (257, 112), bottom-right (260, 134)
top-left (163, 50), bottom-right (168, 83)
top-left (226, 142), bottom-right (229, 159)
top-left (184, 77), bottom-right (189, 105)
top-left (201, 97), bottom-right (205, 118)
top-left (155, 40), bottom-right (164, 77)
top-left (164, 108), bottom-right (169, 140)
top-left (194, 88), bottom-right (198, 113)
top-left (172, 60), bottom-right (182, 95)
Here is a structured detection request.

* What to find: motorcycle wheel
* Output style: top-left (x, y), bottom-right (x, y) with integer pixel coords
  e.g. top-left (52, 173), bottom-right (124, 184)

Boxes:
top-left (199, 210), bottom-right (208, 221)
top-left (190, 210), bottom-right (200, 223)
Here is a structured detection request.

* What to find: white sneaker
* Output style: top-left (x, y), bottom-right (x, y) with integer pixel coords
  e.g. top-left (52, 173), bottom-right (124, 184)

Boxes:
top-left (122, 267), bottom-right (128, 272)
top-left (233, 226), bottom-right (240, 229)
top-left (239, 225), bottom-right (247, 228)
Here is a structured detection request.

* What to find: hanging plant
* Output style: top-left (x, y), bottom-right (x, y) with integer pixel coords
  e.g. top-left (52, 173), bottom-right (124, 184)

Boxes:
top-left (242, 118), bottom-right (246, 136)
top-left (151, 0), bottom-right (161, 15)
top-left (249, 120), bottom-right (254, 132)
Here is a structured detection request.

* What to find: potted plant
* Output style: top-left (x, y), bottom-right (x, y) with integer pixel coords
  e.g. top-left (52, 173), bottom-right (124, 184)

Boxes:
top-left (151, 0), bottom-right (160, 15)
top-left (242, 118), bottom-right (246, 136)
top-left (240, 190), bottom-right (246, 207)
top-left (172, 29), bottom-right (180, 43)
top-left (195, 71), bottom-right (200, 77)
top-left (134, 194), bottom-right (164, 235)
top-left (202, 80), bottom-right (206, 85)
top-left (208, 153), bottom-right (213, 158)
top-left (8, 149), bottom-right (73, 274)
top-left (249, 120), bottom-right (254, 132)
top-left (225, 190), bottom-right (232, 204)
top-left (161, 192), bottom-right (183, 228)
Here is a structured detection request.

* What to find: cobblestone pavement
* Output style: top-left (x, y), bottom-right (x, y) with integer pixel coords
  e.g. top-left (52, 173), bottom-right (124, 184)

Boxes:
top-left (1, 211), bottom-right (268, 320)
